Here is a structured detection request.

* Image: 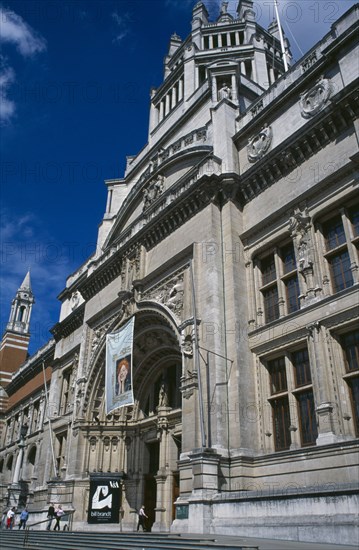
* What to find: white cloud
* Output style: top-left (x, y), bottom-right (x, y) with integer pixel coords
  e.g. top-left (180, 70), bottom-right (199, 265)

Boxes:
top-left (0, 209), bottom-right (76, 353)
top-left (111, 11), bottom-right (132, 44)
top-left (0, 5), bottom-right (46, 56)
top-left (0, 6), bottom-right (46, 124)
top-left (0, 59), bottom-right (15, 124)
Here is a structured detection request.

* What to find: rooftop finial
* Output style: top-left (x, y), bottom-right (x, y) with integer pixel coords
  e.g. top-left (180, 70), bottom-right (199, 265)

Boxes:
top-left (221, 1), bottom-right (229, 15)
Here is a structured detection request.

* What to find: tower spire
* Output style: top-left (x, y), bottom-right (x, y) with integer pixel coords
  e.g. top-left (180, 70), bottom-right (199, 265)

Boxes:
top-left (0, 272), bottom-right (35, 407)
top-left (6, 270), bottom-right (35, 335)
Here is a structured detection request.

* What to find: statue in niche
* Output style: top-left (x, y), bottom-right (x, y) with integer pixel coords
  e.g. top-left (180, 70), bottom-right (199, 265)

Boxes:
top-left (247, 124), bottom-right (272, 162)
top-left (158, 378), bottom-right (169, 407)
top-left (70, 291), bottom-right (80, 310)
top-left (218, 82), bottom-right (232, 101)
top-left (300, 77), bottom-right (332, 118)
top-left (182, 334), bottom-right (193, 357)
top-left (288, 207), bottom-right (313, 272)
top-left (297, 237), bottom-right (313, 271)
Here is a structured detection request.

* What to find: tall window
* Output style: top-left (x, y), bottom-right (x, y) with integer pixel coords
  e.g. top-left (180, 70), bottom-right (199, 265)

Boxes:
top-left (60, 368), bottom-right (72, 415)
top-left (55, 432), bottom-right (67, 474)
top-left (267, 357), bottom-right (290, 451)
top-left (266, 347), bottom-right (317, 451)
top-left (321, 207), bottom-right (358, 293)
top-left (292, 348), bottom-right (317, 446)
top-left (341, 330), bottom-right (359, 436)
top-left (258, 242), bottom-right (300, 324)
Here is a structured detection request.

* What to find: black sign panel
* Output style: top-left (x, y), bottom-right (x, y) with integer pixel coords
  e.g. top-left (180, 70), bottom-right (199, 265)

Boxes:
top-left (88, 474), bottom-right (122, 524)
top-left (176, 504), bottom-right (188, 520)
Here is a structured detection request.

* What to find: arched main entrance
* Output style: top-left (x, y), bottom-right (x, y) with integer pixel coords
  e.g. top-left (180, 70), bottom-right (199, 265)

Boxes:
top-left (85, 307), bottom-right (183, 532)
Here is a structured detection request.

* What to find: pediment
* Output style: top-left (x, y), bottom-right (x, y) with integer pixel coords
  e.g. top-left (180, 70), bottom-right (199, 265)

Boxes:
top-left (103, 145), bottom-right (212, 252)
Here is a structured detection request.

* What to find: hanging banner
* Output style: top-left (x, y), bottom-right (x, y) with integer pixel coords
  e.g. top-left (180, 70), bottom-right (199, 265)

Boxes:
top-left (106, 316), bottom-right (134, 414)
top-left (87, 473), bottom-right (122, 524)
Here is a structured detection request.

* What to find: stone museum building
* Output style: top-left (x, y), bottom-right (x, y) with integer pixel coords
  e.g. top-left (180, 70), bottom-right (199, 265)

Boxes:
top-left (0, 1), bottom-right (358, 545)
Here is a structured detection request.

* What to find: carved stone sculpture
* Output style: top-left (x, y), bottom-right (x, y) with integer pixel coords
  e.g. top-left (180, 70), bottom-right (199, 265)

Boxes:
top-left (143, 174), bottom-right (165, 210)
top-left (300, 77), bottom-right (332, 118)
top-left (247, 124), bottom-right (272, 162)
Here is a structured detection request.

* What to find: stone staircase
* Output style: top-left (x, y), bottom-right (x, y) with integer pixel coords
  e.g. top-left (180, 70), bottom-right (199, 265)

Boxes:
top-left (0, 531), bottom-right (258, 550)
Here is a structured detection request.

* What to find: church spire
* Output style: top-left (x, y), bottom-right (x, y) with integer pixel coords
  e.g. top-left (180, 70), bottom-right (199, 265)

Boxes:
top-left (6, 270), bottom-right (35, 335)
top-left (0, 272), bottom-right (35, 394)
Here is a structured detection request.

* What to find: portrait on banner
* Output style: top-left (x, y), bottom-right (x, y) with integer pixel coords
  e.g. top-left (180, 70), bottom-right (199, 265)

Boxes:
top-left (106, 317), bottom-right (135, 414)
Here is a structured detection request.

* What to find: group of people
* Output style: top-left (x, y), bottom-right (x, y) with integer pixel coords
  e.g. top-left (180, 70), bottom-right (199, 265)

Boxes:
top-left (46, 503), bottom-right (65, 530)
top-left (2, 507), bottom-right (29, 530)
top-left (1, 503), bottom-right (65, 531)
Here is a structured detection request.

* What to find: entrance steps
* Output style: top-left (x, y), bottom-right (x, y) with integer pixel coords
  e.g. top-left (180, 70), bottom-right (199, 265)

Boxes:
top-left (0, 531), bottom-right (258, 550)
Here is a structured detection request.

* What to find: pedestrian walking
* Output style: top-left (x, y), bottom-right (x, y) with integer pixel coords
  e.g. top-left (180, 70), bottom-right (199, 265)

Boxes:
top-left (53, 505), bottom-right (64, 531)
top-left (137, 505), bottom-right (148, 532)
top-left (18, 508), bottom-right (29, 529)
top-left (46, 503), bottom-right (55, 530)
top-left (6, 507), bottom-right (16, 530)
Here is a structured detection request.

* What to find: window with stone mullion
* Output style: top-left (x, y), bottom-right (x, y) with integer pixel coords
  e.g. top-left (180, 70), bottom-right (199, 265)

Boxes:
top-left (296, 390), bottom-right (317, 446)
top-left (322, 210), bottom-right (356, 292)
top-left (347, 378), bottom-right (359, 437)
top-left (328, 250), bottom-right (353, 292)
top-left (272, 396), bottom-right (291, 451)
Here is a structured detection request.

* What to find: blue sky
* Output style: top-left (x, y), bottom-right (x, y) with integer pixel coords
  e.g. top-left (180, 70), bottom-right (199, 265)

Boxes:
top-left (0, 0), bottom-right (356, 354)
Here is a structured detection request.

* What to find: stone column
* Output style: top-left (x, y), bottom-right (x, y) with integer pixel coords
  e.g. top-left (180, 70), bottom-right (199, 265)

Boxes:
top-left (187, 449), bottom-right (220, 533)
top-left (178, 79), bottom-right (184, 101)
top-left (341, 207), bottom-right (359, 284)
top-left (307, 322), bottom-right (338, 445)
top-left (231, 73), bottom-right (237, 102)
top-left (171, 86), bottom-right (177, 109)
top-left (159, 100), bottom-right (164, 121)
top-left (245, 260), bottom-right (256, 329)
top-left (165, 94), bottom-right (171, 116)
top-left (211, 76), bottom-right (217, 102)
top-left (209, 35), bottom-right (213, 49)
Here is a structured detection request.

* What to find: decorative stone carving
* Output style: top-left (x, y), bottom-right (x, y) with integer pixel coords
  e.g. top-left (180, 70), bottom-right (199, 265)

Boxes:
top-left (144, 273), bottom-right (185, 319)
top-left (301, 50), bottom-right (317, 72)
top-left (182, 334), bottom-right (194, 357)
top-left (300, 77), bottom-right (332, 118)
top-left (143, 174), bottom-right (165, 210)
top-left (166, 279), bottom-right (184, 315)
top-left (247, 124), bottom-right (272, 162)
top-left (251, 99), bottom-right (263, 117)
top-left (70, 291), bottom-right (81, 310)
top-left (91, 315), bottom-right (117, 354)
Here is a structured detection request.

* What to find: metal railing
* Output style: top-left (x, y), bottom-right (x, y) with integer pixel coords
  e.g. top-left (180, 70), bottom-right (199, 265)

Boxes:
top-left (23, 511), bottom-right (75, 547)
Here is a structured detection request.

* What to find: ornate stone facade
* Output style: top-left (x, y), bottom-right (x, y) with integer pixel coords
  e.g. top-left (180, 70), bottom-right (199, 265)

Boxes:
top-left (0, 2), bottom-right (358, 546)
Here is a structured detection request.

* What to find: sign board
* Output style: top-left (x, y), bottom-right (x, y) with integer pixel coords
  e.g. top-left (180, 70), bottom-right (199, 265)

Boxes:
top-left (176, 504), bottom-right (189, 520)
top-left (88, 474), bottom-right (122, 524)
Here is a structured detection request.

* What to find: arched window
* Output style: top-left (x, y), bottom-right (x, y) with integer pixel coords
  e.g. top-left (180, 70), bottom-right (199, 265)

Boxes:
top-left (6, 455), bottom-right (13, 472)
top-left (28, 446), bottom-right (37, 466)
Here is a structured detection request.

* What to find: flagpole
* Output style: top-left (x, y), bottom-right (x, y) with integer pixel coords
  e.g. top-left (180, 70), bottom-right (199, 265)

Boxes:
top-left (42, 361), bottom-right (58, 477)
top-left (190, 259), bottom-right (207, 449)
top-left (274, 0), bottom-right (289, 72)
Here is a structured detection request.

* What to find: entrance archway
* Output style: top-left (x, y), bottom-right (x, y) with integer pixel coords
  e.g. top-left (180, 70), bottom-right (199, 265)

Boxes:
top-left (85, 307), bottom-right (183, 531)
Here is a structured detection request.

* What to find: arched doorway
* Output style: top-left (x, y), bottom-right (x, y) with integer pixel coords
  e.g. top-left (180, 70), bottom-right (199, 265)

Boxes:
top-left (85, 307), bottom-right (183, 531)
